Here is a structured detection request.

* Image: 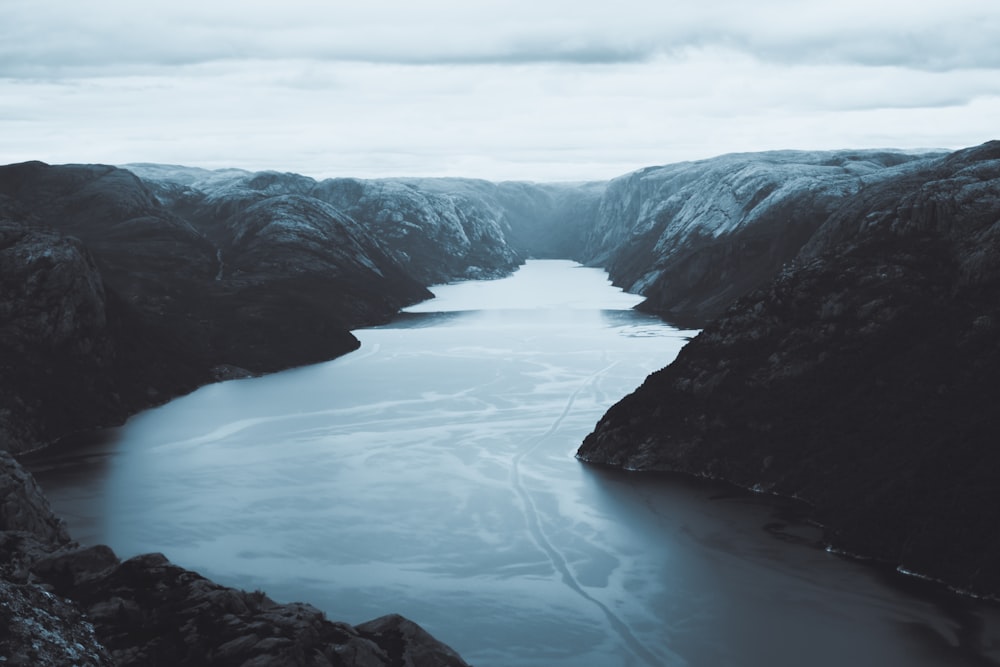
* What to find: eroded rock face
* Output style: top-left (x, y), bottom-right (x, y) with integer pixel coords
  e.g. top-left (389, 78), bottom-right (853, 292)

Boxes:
top-left (0, 448), bottom-right (470, 667)
top-left (579, 141), bottom-right (1000, 595)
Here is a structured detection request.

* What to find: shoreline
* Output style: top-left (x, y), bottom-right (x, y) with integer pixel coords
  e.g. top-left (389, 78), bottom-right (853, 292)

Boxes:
top-left (577, 454), bottom-right (1000, 608)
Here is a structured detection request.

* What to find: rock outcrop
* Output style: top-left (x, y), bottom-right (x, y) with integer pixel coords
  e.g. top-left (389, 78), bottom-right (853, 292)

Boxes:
top-left (0, 451), bottom-right (470, 666)
top-left (579, 141), bottom-right (1000, 596)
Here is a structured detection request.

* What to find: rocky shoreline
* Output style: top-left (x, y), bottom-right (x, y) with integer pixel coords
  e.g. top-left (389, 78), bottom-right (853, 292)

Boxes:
top-left (0, 450), bottom-right (470, 666)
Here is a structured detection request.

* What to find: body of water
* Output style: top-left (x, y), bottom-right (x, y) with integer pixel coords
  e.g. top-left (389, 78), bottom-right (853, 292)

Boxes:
top-left (28, 260), bottom-right (1000, 666)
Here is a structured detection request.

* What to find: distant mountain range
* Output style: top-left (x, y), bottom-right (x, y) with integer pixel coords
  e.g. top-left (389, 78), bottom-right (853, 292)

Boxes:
top-left (2, 141), bottom-right (998, 662)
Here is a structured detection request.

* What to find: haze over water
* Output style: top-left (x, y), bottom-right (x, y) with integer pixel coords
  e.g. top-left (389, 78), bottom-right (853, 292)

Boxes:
top-left (30, 261), bottom-right (1000, 666)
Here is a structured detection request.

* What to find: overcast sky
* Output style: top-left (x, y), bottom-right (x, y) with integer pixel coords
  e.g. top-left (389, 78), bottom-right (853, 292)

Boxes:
top-left (1, 0), bottom-right (998, 182)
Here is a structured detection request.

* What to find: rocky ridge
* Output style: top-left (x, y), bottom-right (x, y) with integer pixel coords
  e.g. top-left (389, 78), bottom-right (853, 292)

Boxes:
top-left (578, 141), bottom-right (1000, 596)
top-left (129, 164), bottom-right (604, 285)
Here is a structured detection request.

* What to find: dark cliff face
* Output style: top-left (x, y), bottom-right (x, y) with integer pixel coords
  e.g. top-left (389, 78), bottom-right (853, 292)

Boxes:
top-left (579, 141), bottom-right (1000, 595)
top-left (582, 150), bottom-right (934, 326)
top-left (0, 219), bottom-right (208, 453)
top-left (0, 452), bottom-right (470, 667)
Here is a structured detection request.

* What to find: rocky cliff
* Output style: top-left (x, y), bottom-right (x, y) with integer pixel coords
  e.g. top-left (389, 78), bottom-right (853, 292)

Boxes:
top-left (0, 451), bottom-right (470, 666)
top-left (0, 218), bottom-right (208, 454)
top-left (579, 141), bottom-right (1000, 596)
top-left (582, 150), bottom-right (933, 326)
top-left (0, 162), bottom-right (434, 454)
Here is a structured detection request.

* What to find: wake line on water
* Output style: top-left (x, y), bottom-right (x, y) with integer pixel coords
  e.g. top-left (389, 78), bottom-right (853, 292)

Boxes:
top-left (509, 360), bottom-right (680, 667)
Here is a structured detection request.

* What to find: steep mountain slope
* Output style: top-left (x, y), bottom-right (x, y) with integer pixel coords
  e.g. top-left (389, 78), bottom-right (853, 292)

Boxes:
top-left (311, 177), bottom-right (521, 283)
top-left (343, 177), bottom-right (606, 266)
top-left (579, 141), bottom-right (1000, 595)
top-left (583, 150), bottom-right (933, 326)
top-left (0, 218), bottom-right (208, 454)
top-left (0, 162), bottom-right (430, 454)
top-left (132, 167), bottom-right (519, 284)
top-left (201, 192), bottom-right (430, 371)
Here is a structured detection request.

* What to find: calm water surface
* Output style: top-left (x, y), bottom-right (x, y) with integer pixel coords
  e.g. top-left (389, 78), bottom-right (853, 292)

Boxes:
top-left (29, 260), bottom-right (1000, 666)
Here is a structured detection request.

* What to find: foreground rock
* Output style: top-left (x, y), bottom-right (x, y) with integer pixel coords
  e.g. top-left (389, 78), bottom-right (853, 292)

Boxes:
top-left (579, 141), bottom-right (1000, 596)
top-left (0, 451), bottom-right (470, 666)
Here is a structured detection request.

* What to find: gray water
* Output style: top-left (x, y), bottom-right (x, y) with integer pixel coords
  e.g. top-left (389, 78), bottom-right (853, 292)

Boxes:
top-left (29, 260), bottom-right (1000, 666)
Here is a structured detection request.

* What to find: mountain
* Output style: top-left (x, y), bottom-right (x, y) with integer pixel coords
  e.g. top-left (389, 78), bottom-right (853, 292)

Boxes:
top-left (0, 162), bottom-right (431, 454)
top-left (578, 141), bottom-right (1000, 596)
top-left (582, 149), bottom-right (934, 326)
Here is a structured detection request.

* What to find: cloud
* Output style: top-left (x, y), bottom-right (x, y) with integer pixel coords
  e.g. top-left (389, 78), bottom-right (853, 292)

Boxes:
top-left (2, 0), bottom-right (999, 75)
top-left (3, 53), bottom-right (997, 181)
top-left (1, 1), bottom-right (997, 181)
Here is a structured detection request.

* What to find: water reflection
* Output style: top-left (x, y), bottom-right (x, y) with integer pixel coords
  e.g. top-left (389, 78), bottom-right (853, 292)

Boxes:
top-left (27, 260), bottom-right (1000, 667)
